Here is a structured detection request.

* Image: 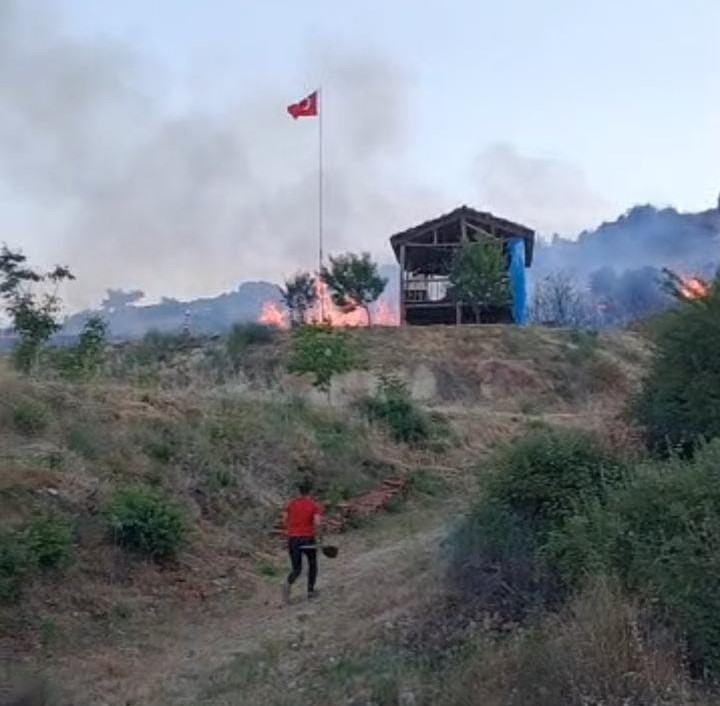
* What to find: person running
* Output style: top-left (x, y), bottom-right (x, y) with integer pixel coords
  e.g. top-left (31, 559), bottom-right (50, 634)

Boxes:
top-left (282, 479), bottom-right (323, 603)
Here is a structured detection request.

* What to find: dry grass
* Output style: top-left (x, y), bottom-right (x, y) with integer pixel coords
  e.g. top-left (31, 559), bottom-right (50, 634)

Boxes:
top-left (444, 578), bottom-right (713, 706)
top-left (0, 326), bottom-right (654, 703)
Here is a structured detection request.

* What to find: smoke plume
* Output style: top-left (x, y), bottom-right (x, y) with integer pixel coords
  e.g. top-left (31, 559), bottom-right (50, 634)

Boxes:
top-left (0, 1), bottom-right (440, 311)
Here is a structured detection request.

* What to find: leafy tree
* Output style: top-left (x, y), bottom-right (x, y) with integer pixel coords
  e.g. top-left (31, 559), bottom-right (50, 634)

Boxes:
top-left (288, 324), bottom-right (359, 393)
top-left (281, 272), bottom-right (318, 326)
top-left (320, 252), bottom-right (387, 325)
top-left (449, 239), bottom-right (511, 323)
top-left (635, 276), bottom-right (720, 453)
top-left (0, 245), bottom-right (74, 373)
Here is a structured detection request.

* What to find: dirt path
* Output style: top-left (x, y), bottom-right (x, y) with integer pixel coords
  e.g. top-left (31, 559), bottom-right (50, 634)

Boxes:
top-left (54, 509), bottom-right (449, 705)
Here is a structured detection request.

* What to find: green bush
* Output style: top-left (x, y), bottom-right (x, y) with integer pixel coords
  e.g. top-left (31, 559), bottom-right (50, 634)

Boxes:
top-left (288, 324), bottom-right (359, 391)
top-left (547, 440), bottom-right (720, 675)
top-left (226, 323), bottom-right (275, 369)
top-left (485, 427), bottom-right (627, 534)
top-left (10, 398), bottom-right (49, 436)
top-left (362, 376), bottom-right (432, 445)
top-left (635, 283), bottom-right (720, 453)
top-left (24, 515), bottom-right (74, 570)
top-left (137, 421), bottom-right (183, 463)
top-left (107, 485), bottom-right (188, 559)
top-left (0, 531), bottom-right (27, 603)
top-left (0, 516), bottom-right (74, 603)
top-left (447, 428), bottom-right (626, 613)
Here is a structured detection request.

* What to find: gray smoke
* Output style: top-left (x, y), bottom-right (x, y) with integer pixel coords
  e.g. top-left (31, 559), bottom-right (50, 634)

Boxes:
top-left (0, 1), bottom-right (441, 311)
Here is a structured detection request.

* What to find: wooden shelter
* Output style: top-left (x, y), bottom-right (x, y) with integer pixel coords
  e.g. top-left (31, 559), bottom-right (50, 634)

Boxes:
top-left (390, 205), bottom-right (535, 326)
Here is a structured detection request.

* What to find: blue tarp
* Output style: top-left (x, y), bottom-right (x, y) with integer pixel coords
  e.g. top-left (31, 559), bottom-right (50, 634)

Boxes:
top-left (508, 238), bottom-right (528, 325)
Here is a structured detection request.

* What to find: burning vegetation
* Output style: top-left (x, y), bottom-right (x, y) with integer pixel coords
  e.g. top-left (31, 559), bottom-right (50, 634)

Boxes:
top-left (663, 267), bottom-right (712, 301)
top-left (259, 252), bottom-right (399, 329)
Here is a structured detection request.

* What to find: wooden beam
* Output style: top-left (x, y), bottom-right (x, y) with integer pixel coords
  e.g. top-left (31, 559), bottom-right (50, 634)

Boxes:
top-left (403, 242), bottom-right (463, 249)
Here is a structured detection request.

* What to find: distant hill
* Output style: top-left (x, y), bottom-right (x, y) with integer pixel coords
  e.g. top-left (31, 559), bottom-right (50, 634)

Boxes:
top-left (60, 264), bottom-right (400, 340)
top-left (535, 203), bottom-right (720, 281)
top-left (61, 281), bottom-right (281, 339)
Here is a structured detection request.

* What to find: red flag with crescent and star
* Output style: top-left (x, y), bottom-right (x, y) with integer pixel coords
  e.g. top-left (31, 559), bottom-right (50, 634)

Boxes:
top-left (287, 91), bottom-right (318, 120)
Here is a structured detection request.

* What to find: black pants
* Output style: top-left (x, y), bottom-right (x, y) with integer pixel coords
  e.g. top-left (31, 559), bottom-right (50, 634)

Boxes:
top-left (287, 536), bottom-right (318, 593)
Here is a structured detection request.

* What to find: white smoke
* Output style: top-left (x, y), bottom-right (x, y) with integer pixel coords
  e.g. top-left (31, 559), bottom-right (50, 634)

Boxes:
top-left (0, 2), bottom-right (441, 311)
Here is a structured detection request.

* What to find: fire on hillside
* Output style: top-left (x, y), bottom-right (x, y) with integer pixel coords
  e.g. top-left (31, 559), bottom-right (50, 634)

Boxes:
top-left (259, 279), bottom-right (399, 329)
top-left (663, 267), bottom-right (712, 301)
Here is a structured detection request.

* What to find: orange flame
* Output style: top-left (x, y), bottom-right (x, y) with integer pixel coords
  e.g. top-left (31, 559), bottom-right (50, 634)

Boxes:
top-left (259, 301), bottom-right (289, 329)
top-left (374, 299), bottom-right (400, 326)
top-left (678, 275), bottom-right (710, 300)
top-left (257, 277), bottom-right (399, 328)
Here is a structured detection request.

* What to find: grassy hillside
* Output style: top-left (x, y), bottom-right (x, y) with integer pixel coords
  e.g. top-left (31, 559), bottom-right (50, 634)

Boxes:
top-left (0, 325), bottom-right (650, 703)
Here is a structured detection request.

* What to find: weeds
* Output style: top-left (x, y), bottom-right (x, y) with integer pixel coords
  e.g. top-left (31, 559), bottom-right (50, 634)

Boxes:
top-left (226, 323), bottom-right (276, 370)
top-left (9, 397), bottom-right (49, 435)
top-left (0, 515), bottom-right (74, 603)
top-left (24, 515), bottom-right (74, 570)
top-left (407, 469), bottom-right (448, 498)
top-left (107, 485), bottom-right (188, 559)
top-left (362, 376), bottom-right (433, 445)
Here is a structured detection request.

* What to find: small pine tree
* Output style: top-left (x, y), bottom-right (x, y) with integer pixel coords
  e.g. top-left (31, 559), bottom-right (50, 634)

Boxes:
top-left (281, 272), bottom-right (318, 326)
top-left (320, 253), bottom-right (386, 325)
top-left (449, 239), bottom-right (511, 323)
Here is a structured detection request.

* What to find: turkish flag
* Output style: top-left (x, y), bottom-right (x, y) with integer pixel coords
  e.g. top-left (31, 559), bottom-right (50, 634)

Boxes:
top-left (287, 91), bottom-right (318, 120)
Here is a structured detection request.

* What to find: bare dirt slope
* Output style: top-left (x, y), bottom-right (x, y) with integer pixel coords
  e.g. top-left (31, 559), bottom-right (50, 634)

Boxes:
top-left (52, 507), bottom-right (449, 706)
top-left (1, 326), bottom-right (649, 704)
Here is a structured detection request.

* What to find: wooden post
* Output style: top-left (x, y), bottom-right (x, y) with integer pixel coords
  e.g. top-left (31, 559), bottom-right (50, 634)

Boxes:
top-left (399, 244), bottom-right (407, 326)
top-left (461, 218), bottom-right (468, 242)
top-left (456, 301), bottom-right (462, 326)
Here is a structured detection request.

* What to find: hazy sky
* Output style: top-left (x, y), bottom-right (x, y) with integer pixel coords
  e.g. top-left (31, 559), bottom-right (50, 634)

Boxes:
top-left (2, 0), bottom-right (719, 307)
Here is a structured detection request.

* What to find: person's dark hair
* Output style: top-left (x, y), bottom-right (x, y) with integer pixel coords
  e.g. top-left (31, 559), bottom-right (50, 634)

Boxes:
top-left (297, 478), bottom-right (312, 495)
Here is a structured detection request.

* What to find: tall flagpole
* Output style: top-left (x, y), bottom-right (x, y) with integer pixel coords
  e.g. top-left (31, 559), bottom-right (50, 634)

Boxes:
top-left (318, 86), bottom-right (325, 320)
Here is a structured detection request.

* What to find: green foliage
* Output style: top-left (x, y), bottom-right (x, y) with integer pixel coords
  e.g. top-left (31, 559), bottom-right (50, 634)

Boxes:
top-left (226, 323), bottom-right (275, 370)
top-left (635, 280), bottom-right (720, 453)
top-left (0, 531), bottom-right (27, 603)
top-left (486, 428), bottom-right (627, 533)
top-left (287, 323), bottom-right (359, 391)
top-left (74, 315), bottom-right (108, 376)
top-left (0, 245), bottom-right (75, 374)
top-left (281, 272), bottom-right (318, 326)
top-left (107, 485), bottom-right (188, 559)
top-left (9, 397), bottom-right (49, 436)
top-left (448, 428), bottom-right (626, 612)
top-left (320, 252), bottom-right (387, 325)
top-left (49, 315), bottom-right (108, 380)
top-left (547, 441), bottom-right (720, 675)
top-left (449, 239), bottom-right (511, 323)
top-left (24, 515), bottom-right (74, 570)
top-left (137, 421), bottom-right (183, 463)
top-left (0, 515), bottom-right (74, 603)
top-left (362, 376), bottom-right (432, 445)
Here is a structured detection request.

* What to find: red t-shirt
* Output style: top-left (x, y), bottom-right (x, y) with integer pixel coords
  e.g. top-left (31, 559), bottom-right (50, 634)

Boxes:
top-left (285, 496), bottom-right (323, 538)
